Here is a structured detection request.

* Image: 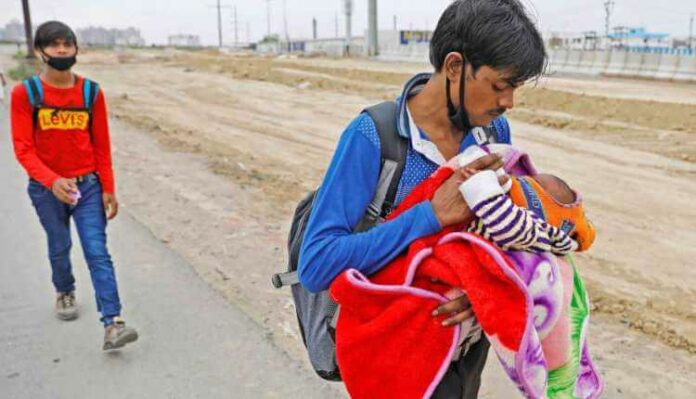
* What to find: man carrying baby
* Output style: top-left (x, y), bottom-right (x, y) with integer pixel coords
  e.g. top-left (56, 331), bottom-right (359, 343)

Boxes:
top-left (298, 1), bottom-right (547, 397)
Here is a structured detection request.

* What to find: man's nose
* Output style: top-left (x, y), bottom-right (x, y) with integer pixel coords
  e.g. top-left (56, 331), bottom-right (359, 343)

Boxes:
top-left (499, 90), bottom-right (515, 110)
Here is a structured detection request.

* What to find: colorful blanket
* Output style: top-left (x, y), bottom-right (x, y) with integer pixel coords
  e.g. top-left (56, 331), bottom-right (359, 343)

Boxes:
top-left (330, 150), bottom-right (602, 399)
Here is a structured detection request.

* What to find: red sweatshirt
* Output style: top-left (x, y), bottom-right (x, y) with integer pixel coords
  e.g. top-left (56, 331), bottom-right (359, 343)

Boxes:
top-left (10, 75), bottom-right (115, 193)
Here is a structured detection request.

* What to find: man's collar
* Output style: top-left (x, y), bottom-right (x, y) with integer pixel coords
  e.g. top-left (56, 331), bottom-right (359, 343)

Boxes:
top-left (396, 72), bottom-right (433, 139)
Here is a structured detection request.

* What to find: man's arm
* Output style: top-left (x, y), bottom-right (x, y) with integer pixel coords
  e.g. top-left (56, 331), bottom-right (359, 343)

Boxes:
top-left (10, 84), bottom-right (61, 189)
top-left (91, 89), bottom-right (115, 194)
top-left (298, 113), bottom-right (442, 293)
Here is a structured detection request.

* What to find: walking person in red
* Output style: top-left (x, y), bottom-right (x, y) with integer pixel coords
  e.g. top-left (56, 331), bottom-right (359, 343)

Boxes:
top-left (10, 21), bottom-right (138, 350)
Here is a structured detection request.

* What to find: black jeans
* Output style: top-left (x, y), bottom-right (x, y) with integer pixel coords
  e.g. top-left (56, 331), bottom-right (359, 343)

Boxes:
top-left (431, 336), bottom-right (491, 399)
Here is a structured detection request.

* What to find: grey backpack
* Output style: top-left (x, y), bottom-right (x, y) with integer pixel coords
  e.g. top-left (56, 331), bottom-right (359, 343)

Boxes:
top-left (271, 101), bottom-right (407, 381)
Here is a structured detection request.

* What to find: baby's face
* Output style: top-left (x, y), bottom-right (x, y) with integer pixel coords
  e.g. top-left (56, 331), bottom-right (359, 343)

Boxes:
top-left (532, 174), bottom-right (576, 205)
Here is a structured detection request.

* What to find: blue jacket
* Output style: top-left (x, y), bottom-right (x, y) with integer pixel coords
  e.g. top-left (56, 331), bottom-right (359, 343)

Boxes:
top-left (298, 73), bottom-right (512, 293)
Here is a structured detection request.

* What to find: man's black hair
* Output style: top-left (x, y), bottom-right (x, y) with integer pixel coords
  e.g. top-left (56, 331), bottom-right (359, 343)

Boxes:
top-left (34, 21), bottom-right (77, 51)
top-left (429, 0), bottom-right (547, 85)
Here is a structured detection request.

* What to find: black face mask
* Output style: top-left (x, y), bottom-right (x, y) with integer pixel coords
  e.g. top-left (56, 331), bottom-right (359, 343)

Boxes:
top-left (446, 53), bottom-right (472, 132)
top-left (41, 53), bottom-right (77, 71)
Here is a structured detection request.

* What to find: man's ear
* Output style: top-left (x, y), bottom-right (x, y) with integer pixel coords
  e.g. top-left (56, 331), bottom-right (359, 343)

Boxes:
top-left (444, 52), bottom-right (464, 83)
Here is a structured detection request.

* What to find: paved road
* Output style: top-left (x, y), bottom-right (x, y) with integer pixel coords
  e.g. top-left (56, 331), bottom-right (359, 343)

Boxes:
top-left (0, 104), bottom-right (342, 398)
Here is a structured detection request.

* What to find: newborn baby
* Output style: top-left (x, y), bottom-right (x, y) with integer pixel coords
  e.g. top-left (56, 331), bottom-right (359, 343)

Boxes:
top-left (446, 144), bottom-right (596, 359)
top-left (456, 145), bottom-right (595, 254)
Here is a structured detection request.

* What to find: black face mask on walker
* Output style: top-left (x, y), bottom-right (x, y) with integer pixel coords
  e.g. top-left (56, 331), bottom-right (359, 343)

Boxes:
top-left (41, 52), bottom-right (77, 71)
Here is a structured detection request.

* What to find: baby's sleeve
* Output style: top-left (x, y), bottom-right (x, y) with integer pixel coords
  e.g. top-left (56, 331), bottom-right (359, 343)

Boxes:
top-left (460, 171), bottom-right (578, 254)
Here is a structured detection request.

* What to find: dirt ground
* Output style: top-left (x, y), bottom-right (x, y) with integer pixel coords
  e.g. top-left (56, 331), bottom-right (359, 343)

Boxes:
top-left (25, 47), bottom-right (696, 397)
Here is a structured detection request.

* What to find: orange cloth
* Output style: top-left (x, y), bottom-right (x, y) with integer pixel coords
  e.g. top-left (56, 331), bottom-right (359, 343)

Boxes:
top-left (509, 176), bottom-right (596, 251)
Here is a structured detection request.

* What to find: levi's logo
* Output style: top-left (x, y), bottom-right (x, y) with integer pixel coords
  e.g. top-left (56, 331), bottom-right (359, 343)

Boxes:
top-left (38, 108), bottom-right (90, 130)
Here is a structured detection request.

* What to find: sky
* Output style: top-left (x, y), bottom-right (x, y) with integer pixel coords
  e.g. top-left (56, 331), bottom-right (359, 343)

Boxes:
top-left (0, 0), bottom-right (693, 46)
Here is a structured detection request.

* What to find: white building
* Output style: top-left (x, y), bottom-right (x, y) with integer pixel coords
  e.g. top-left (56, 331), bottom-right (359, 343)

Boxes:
top-left (77, 26), bottom-right (145, 47)
top-left (167, 34), bottom-right (201, 48)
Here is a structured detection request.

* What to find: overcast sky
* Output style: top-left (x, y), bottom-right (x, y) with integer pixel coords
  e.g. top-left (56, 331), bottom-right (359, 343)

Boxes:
top-left (1, 0), bottom-right (693, 45)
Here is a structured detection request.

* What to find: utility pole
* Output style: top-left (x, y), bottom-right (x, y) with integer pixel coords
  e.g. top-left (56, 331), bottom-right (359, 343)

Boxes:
top-left (312, 17), bottom-right (318, 40)
top-left (283, 0), bottom-right (289, 43)
top-left (217, 0), bottom-right (223, 47)
top-left (689, 12), bottom-right (694, 50)
top-left (604, 0), bottom-right (615, 49)
top-left (393, 15), bottom-right (397, 31)
top-left (367, 0), bottom-right (378, 56)
top-left (209, 1), bottom-right (232, 48)
top-left (21, 0), bottom-right (35, 58)
top-left (246, 21), bottom-right (251, 44)
top-left (233, 5), bottom-right (238, 47)
top-left (265, 0), bottom-right (272, 37)
top-left (335, 12), bottom-right (339, 38)
top-left (344, 0), bottom-right (352, 56)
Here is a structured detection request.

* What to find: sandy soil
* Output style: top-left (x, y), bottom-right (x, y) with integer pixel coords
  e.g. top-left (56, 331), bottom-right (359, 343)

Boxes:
top-left (16, 47), bottom-right (694, 397)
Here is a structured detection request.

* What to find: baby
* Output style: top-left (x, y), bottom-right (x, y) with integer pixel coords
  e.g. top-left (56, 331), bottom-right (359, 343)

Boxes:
top-left (456, 144), bottom-right (595, 255)
top-left (446, 144), bottom-right (595, 359)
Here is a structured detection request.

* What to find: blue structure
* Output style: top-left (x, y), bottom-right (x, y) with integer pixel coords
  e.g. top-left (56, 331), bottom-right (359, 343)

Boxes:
top-left (608, 27), bottom-right (669, 42)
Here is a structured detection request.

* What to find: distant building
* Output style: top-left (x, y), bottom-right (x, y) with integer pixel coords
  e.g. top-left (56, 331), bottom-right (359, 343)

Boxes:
top-left (608, 26), bottom-right (669, 49)
top-left (168, 34), bottom-right (201, 48)
top-left (544, 31), bottom-right (601, 50)
top-left (77, 26), bottom-right (145, 47)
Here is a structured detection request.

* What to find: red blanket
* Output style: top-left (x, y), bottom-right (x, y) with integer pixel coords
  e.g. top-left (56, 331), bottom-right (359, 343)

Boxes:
top-left (330, 167), bottom-right (528, 398)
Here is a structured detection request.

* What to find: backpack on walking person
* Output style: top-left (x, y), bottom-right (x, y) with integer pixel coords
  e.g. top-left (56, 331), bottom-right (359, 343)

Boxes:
top-left (271, 101), bottom-right (407, 381)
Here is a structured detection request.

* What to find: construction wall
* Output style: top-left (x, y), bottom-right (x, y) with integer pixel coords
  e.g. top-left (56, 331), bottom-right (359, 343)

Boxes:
top-left (257, 32), bottom-right (696, 83)
top-left (548, 48), bottom-right (696, 82)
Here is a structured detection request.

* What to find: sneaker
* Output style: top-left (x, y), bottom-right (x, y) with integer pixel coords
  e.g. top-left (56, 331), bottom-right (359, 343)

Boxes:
top-left (55, 292), bottom-right (78, 321)
top-left (103, 317), bottom-right (138, 351)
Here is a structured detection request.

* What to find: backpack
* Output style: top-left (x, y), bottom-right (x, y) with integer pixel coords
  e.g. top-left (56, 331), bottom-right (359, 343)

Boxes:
top-left (271, 101), bottom-right (407, 381)
top-left (22, 74), bottom-right (100, 141)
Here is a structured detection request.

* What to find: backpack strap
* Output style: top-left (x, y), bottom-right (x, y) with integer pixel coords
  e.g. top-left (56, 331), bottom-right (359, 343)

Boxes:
top-left (23, 75), bottom-right (43, 129)
top-left (367, 101), bottom-right (407, 217)
top-left (81, 78), bottom-right (99, 142)
top-left (354, 101), bottom-right (407, 232)
top-left (23, 75), bottom-right (43, 107)
top-left (82, 78), bottom-right (99, 110)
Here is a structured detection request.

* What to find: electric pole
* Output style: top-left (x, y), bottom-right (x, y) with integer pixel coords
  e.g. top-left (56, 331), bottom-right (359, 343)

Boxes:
top-left (266, 0), bottom-right (272, 37)
top-left (228, 5), bottom-right (244, 48)
top-left (217, 0), bottom-right (223, 47)
top-left (689, 12), bottom-right (694, 50)
top-left (312, 17), bottom-right (318, 40)
top-left (604, 0), bottom-right (615, 49)
top-left (209, 1), bottom-right (232, 48)
top-left (233, 5), bottom-right (238, 47)
top-left (335, 12), bottom-right (339, 38)
top-left (283, 0), bottom-right (289, 43)
top-left (393, 15), bottom-right (397, 31)
top-left (21, 0), bottom-right (35, 58)
top-left (344, 0), bottom-right (353, 56)
top-left (367, 0), bottom-right (378, 56)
